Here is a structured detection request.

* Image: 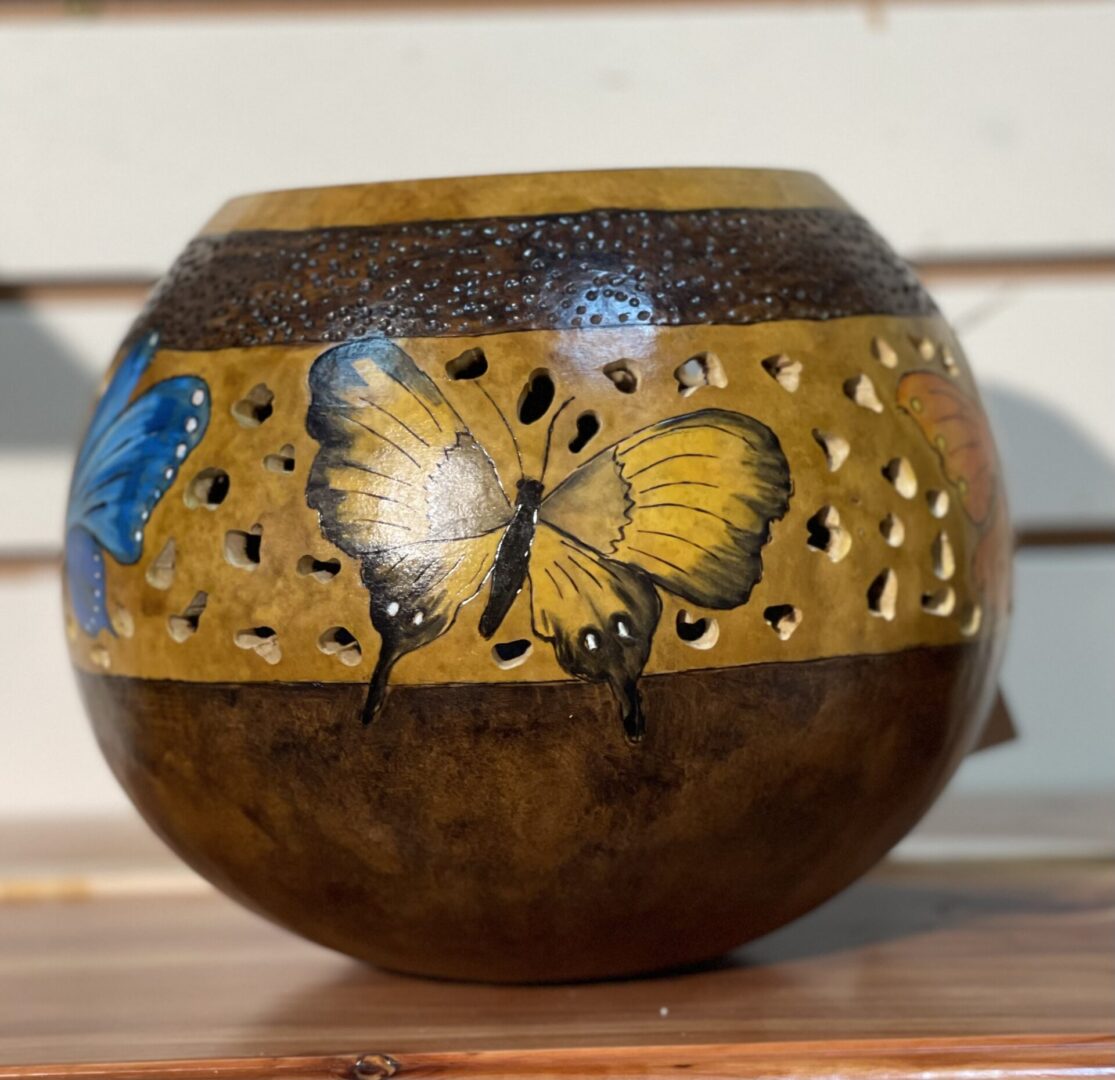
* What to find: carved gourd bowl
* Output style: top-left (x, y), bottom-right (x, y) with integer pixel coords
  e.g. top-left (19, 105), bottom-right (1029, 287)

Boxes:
top-left (65, 169), bottom-right (1011, 982)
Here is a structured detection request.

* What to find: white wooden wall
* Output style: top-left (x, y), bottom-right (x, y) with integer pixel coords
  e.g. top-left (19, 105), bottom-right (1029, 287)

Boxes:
top-left (1, 2), bottom-right (1113, 817)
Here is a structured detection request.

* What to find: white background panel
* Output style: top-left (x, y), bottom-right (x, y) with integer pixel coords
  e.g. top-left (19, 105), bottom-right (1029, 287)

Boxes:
top-left (2, 279), bottom-right (1112, 549)
top-left (2, 549), bottom-right (1110, 819)
top-left (1, 2), bottom-right (1113, 276)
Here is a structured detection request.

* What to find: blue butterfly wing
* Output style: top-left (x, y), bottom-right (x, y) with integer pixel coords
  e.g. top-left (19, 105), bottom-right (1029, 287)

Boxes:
top-left (66, 526), bottom-right (112, 637)
top-left (67, 376), bottom-right (211, 565)
top-left (74, 331), bottom-right (159, 478)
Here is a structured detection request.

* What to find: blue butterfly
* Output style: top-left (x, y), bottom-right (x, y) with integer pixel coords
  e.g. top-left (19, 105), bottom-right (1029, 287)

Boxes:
top-left (66, 331), bottom-right (211, 637)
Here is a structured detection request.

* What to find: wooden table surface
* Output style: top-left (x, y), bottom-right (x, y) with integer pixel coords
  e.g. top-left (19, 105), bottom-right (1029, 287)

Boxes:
top-left (1, 800), bottom-right (1113, 1078)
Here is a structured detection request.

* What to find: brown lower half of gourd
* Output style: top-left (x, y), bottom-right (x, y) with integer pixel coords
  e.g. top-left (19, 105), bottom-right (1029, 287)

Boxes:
top-left (80, 642), bottom-right (990, 983)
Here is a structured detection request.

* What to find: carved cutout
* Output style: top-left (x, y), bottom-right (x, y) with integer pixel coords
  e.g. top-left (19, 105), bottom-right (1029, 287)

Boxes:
top-left (912, 336), bottom-right (937, 362)
top-left (110, 604), bottom-right (134, 639)
top-left (297, 554), bottom-right (341, 583)
top-left (263, 444), bottom-right (296, 473)
top-left (926, 489), bottom-right (950, 518)
top-left (922, 586), bottom-right (956, 616)
top-left (234, 625), bottom-right (282, 664)
top-left (761, 354), bottom-right (801, 393)
top-left (806, 506), bottom-right (852, 563)
top-left (602, 360), bottom-right (639, 394)
top-left (445, 348), bottom-right (488, 380)
top-left (518, 369), bottom-right (555, 424)
top-left (224, 525), bottom-right (263, 570)
top-left (940, 345), bottom-right (960, 377)
top-left (145, 538), bottom-right (176, 590)
top-left (184, 467), bottom-right (230, 510)
top-left (883, 457), bottom-right (918, 499)
top-left (674, 353), bottom-right (727, 397)
top-left (843, 373), bottom-right (884, 414)
top-left (492, 639), bottom-right (533, 670)
top-left (867, 569), bottom-right (898, 621)
top-left (567, 411), bottom-right (601, 454)
top-left (932, 531), bottom-right (956, 581)
top-left (167, 591), bottom-right (208, 642)
top-left (959, 600), bottom-right (983, 636)
top-left (763, 604), bottom-right (802, 641)
top-left (231, 383), bottom-right (274, 428)
top-left (90, 645), bottom-right (110, 670)
top-left (675, 610), bottom-right (719, 650)
top-left (318, 626), bottom-right (362, 667)
top-left (879, 513), bottom-right (905, 548)
top-left (872, 336), bottom-right (898, 369)
top-left (812, 429), bottom-right (850, 473)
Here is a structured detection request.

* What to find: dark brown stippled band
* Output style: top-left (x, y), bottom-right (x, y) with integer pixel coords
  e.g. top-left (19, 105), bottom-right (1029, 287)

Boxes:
top-left (136, 207), bottom-right (935, 350)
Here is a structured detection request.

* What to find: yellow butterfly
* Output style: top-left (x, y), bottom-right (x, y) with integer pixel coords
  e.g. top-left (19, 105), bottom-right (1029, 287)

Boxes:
top-left (306, 337), bottom-right (791, 741)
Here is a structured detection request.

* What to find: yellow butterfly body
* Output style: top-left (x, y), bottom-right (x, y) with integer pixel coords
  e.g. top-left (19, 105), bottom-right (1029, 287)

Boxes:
top-left (307, 337), bottom-right (791, 740)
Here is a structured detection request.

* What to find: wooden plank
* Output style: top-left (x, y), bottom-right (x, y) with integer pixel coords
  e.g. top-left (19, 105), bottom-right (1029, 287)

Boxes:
top-left (2, 1036), bottom-right (1113, 1080)
top-left (0, 850), bottom-right (1111, 1066)
top-left (4, 274), bottom-right (1113, 553)
top-left (0, 3), bottom-right (1112, 274)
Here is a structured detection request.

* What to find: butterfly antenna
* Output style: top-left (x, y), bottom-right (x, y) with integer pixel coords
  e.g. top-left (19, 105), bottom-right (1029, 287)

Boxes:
top-left (540, 396), bottom-right (574, 484)
top-left (476, 383), bottom-right (524, 484)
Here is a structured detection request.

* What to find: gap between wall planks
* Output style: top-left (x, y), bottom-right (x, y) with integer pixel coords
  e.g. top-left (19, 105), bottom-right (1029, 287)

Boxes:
top-left (2, 251), bottom-right (1114, 304)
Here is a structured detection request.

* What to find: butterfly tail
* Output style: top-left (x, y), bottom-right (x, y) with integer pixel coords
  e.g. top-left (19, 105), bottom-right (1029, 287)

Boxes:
top-left (362, 647), bottom-right (397, 726)
top-left (610, 676), bottom-right (646, 744)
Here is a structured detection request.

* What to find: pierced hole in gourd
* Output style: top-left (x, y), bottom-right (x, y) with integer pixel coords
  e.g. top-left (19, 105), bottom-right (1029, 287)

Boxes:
top-left (911, 336), bottom-right (937, 362)
top-left (932, 531), bottom-right (956, 581)
top-left (872, 336), bottom-right (898, 369)
top-left (843, 373), bottom-right (884, 414)
top-left (761, 354), bottom-right (801, 393)
top-left (675, 610), bottom-right (719, 650)
top-left (880, 514), bottom-right (905, 548)
top-left (318, 626), bottom-right (362, 667)
top-left (231, 383), bottom-right (274, 427)
top-left (805, 506), bottom-right (852, 563)
top-left (959, 600), bottom-right (982, 637)
top-left (518, 369), bottom-right (555, 424)
top-left (167, 591), bottom-right (208, 642)
top-left (110, 604), bottom-right (134, 639)
top-left (90, 645), bottom-right (111, 670)
top-left (867, 569), bottom-right (898, 621)
top-left (297, 554), bottom-right (341, 583)
top-left (491, 639), bottom-right (533, 670)
top-left (922, 586), bottom-right (956, 617)
top-left (763, 604), bottom-right (802, 641)
top-left (674, 352), bottom-right (727, 397)
top-left (263, 444), bottom-right (296, 473)
top-left (184, 467), bottom-right (229, 510)
top-left (940, 345), bottom-right (960, 377)
top-left (883, 457), bottom-right (918, 499)
top-left (146, 538), bottom-right (176, 590)
top-left (234, 625), bottom-right (282, 664)
top-left (224, 524), bottom-right (263, 570)
top-left (812, 429), bottom-right (850, 473)
top-left (602, 360), bottom-right (639, 394)
top-left (445, 348), bottom-right (488, 380)
top-left (926, 489), bottom-right (950, 518)
top-left (568, 411), bottom-right (600, 453)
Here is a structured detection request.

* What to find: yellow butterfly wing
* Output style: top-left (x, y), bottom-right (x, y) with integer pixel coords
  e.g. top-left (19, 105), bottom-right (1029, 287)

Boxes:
top-left (533, 409), bottom-right (791, 740)
top-left (540, 409), bottom-right (791, 608)
top-left (306, 337), bottom-right (511, 722)
top-left (528, 523), bottom-right (662, 742)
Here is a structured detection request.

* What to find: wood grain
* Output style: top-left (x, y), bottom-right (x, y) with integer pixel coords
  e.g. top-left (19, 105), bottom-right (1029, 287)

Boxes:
top-left (0, 854), bottom-right (1111, 1067)
top-left (3, 1036), bottom-right (1114, 1080)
